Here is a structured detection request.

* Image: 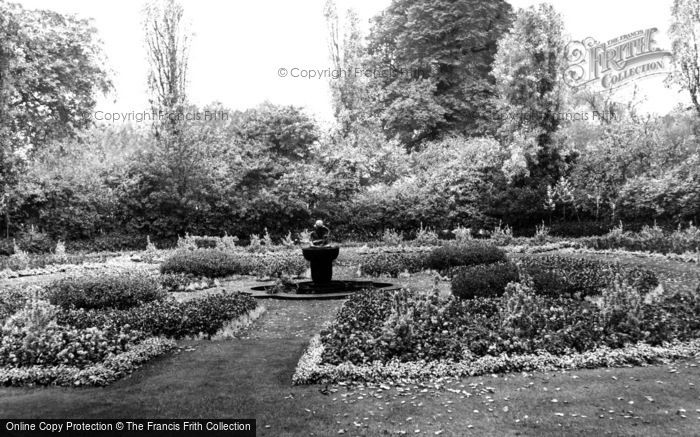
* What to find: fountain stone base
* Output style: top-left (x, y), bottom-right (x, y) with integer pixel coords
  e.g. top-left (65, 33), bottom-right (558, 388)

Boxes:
top-left (302, 245), bottom-right (339, 283)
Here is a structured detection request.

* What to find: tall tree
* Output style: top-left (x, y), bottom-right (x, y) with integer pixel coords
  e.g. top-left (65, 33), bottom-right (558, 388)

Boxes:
top-left (143, 0), bottom-right (191, 137)
top-left (492, 3), bottom-right (569, 182)
top-left (0, 0), bottom-right (111, 149)
top-left (0, 0), bottom-right (111, 237)
top-left (364, 0), bottom-right (512, 149)
top-left (323, 0), bottom-right (366, 135)
top-left (668, 0), bottom-right (700, 116)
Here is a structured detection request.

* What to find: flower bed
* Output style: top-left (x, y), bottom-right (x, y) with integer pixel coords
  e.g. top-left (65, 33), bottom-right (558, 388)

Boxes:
top-left (58, 292), bottom-right (258, 339)
top-left (160, 249), bottom-right (306, 278)
top-left (0, 272), bottom-right (259, 386)
top-left (0, 337), bottom-right (176, 387)
top-left (298, 276), bottom-right (700, 383)
top-left (293, 335), bottom-right (700, 385)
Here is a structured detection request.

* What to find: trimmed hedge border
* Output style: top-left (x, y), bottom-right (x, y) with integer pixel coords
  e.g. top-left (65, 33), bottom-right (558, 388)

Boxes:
top-left (0, 337), bottom-right (176, 387)
top-left (293, 335), bottom-right (700, 385)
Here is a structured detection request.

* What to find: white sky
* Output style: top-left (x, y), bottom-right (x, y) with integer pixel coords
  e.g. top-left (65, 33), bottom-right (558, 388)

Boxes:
top-left (15, 0), bottom-right (690, 121)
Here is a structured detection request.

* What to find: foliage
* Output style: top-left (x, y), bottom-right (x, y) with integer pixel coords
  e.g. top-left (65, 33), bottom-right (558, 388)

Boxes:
top-left (668, 0), bottom-right (700, 115)
top-left (1, 299), bottom-right (141, 368)
top-left (360, 252), bottom-right (426, 277)
top-left (364, 0), bottom-right (513, 147)
top-left (0, 0), bottom-right (111, 149)
top-left (59, 292), bottom-right (257, 339)
top-left (413, 224), bottom-right (439, 246)
top-left (519, 255), bottom-right (658, 298)
top-left (381, 229), bottom-right (403, 246)
top-left (452, 226), bottom-right (472, 243)
top-left (45, 272), bottom-right (166, 310)
top-left (426, 242), bottom-right (507, 273)
top-left (643, 286), bottom-right (700, 344)
top-left (451, 262), bottom-right (519, 299)
top-left (598, 280), bottom-right (644, 347)
top-left (160, 249), bottom-right (306, 278)
top-left (581, 222), bottom-right (700, 254)
top-left (490, 222), bottom-right (514, 245)
top-left (0, 337), bottom-right (175, 387)
top-left (492, 4), bottom-right (569, 182)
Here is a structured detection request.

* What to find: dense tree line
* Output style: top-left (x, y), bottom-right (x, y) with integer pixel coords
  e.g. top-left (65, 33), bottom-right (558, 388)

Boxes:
top-left (0, 0), bottom-right (698, 251)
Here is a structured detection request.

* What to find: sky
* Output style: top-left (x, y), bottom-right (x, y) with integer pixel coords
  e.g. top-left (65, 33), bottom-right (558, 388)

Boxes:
top-left (15, 0), bottom-right (690, 121)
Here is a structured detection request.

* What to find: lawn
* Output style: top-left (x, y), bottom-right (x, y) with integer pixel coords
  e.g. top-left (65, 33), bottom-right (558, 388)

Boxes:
top-left (0, 250), bottom-right (699, 436)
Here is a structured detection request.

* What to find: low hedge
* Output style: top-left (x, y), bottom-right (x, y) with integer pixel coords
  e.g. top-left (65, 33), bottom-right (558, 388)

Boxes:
top-left (45, 272), bottom-right (166, 310)
top-left (451, 262), bottom-right (519, 300)
top-left (360, 252), bottom-right (426, 277)
top-left (427, 242), bottom-right (507, 273)
top-left (58, 292), bottom-right (258, 339)
top-left (160, 249), bottom-right (306, 278)
top-left (519, 255), bottom-right (658, 298)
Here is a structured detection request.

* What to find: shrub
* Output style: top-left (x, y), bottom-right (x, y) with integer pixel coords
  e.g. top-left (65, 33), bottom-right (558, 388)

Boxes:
top-left (0, 288), bottom-right (35, 322)
top-left (159, 273), bottom-right (193, 291)
top-left (375, 289), bottom-right (464, 362)
top-left (1, 300), bottom-right (141, 368)
top-left (58, 292), bottom-right (258, 339)
top-left (413, 224), bottom-right (439, 246)
top-left (426, 242), bottom-right (507, 273)
top-left (161, 249), bottom-right (306, 278)
top-left (451, 262), bottom-right (519, 299)
top-left (382, 228), bottom-right (404, 246)
top-left (46, 272), bottom-right (166, 310)
top-left (490, 222), bottom-right (514, 245)
top-left (581, 222), bottom-right (700, 254)
top-left (643, 286), bottom-right (700, 345)
top-left (598, 280), bottom-right (644, 347)
top-left (452, 225), bottom-right (473, 243)
top-left (161, 249), bottom-right (239, 277)
top-left (519, 255), bottom-right (658, 298)
top-left (15, 229), bottom-right (55, 254)
top-left (321, 289), bottom-right (396, 364)
top-left (360, 252), bottom-right (426, 277)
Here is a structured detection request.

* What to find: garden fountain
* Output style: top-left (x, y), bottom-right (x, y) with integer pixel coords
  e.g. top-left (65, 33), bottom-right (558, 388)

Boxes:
top-left (250, 221), bottom-right (395, 299)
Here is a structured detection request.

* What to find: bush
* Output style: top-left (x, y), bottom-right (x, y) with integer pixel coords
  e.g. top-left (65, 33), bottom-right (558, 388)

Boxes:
top-left (427, 242), bottom-right (507, 273)
top-left (160, 249), bottom-right (306, 278)
top-left (0, 286), bottom-right (45, 322)
top-left (580, 223), bottom-right (700, 254)
top-left (160, 249), bottom-right (239, 277)
top-left (451, 262), bottom-right (519, 299)
top-left (58, 292), bottom-right (258, 339)
top-left (46, 272), bottom-right (166, 310)
top-left (643, 286), bottom-right (700, 345)
top-left (598, 280), bottom-right (644, 347)
top-left (382, 229), bottom-right (404, 246)
top-left (1, 300), bottom-right (141, 368)
top-left (159, 273), bottom-right (193, 291)
top-left (519, 255), bottom-right (658, 298)
top-left (321, 289), bottom-right (397, 364)
top-left (360, 252), bottom-right (426, 277)
top-left (413, 224), bottom-right (439, 246)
